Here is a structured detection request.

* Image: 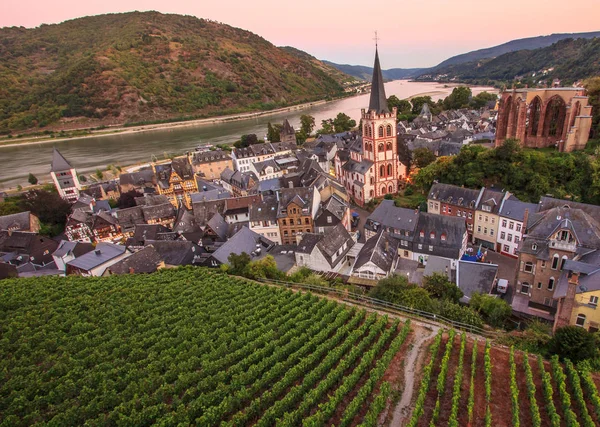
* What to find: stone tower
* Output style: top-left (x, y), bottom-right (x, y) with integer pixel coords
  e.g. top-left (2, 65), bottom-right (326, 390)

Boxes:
top-left (50, 148), bottom-right (81, 202)
top-left (361, 48), bottom-right (400, 198)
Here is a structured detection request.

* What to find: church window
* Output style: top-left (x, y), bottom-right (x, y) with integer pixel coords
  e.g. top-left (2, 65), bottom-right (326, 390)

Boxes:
top-left (370, 177), bottom-right (374, 185)
top-left (387, 164), bottom-right (392, 176)
top-left (386, 125), bottom-right (392, 136)
top-left (389, 185), bottom-right (393, 193)
top-left (378, 143), bottom-right (384, 152)
top-left (380, 165), bottom-right (385, 177)
top-left (386, 142), bottom-right (392, 150)
top-left (370, 190), bottom-right (374, 197)
top-left (551, 254), bottom-right (559, 270)
top-left (381, 185), bottom-right (387, 194)
top-left (378, 126), bottom-right (384, 137)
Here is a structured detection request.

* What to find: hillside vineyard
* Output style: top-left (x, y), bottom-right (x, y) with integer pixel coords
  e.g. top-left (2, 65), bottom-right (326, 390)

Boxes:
top-left (0, 268), bottom-right (411, 426)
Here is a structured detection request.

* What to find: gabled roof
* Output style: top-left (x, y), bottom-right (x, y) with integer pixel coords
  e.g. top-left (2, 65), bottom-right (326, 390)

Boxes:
top-left (499, 197), bottom-right (539, 222)
top-left (414, 213), bottom-right (467, 259)
top-left (211, 227), bottom-right (274, 264)
top-left (365, 200), bottom-right (419, 235)
top-left (457, 260), bottom-right (498, 301)
top-left (0, 211), bottom-right (32, 232)
top-left (526, 207), bottom-right (600, 249)
top-left (249, 196), bottom-right (278, 222)
top-left (141, 203), bottom-right (175, 222)
top-left (206, 212), bottom-right (228, 240)
top-left (316, 223), bottom-right (354, 267)
top-left (107, 245), bottom-right (163, 274)
top-left (428, 183), bottom-right (480, 209)
top-left (171, 157), bottom-right (195, 180)
top-left (354, 231), bottom-right (398, 272)
top-left (51, 148), bottom-right (73, 172)
top-left (67, 243), bottom-right (127, 271)
top-left (192, 199), bottom-right (227, 226)
top-left (52, 240), bottom-right (95, 258)
top-left (147, 241), bottom-right (198, 266)
top-left (368, 48), bottom-right (389, 114)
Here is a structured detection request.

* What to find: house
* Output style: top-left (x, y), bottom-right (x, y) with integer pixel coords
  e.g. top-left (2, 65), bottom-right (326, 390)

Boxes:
top-left (231, 141), bottom-right (295, 173)
top-left (113, 206), bottom-right (145, 237)
top-left (0, 211), bottom-right (41, 233)
top-left (280, 119), bottom-right (297, 144)
top-left (220, 168), bottom-right (258, 197)
top-left (146, 241), bottom-right (201, 267)
top-left (249, 196), bottom-right (281, 244)
top-left (428, 183), bottom-right (481, 235)
top-left (91, 211), bottom-right (122, 242)
top-left (66, 243), bottom-right (130, 276)
top-left (364, 199), bottom-right (419, 241)
top-left (105, 245), bottom-right (165, 275)
top-left (205, 212), bottom-right (229, 241)
top-left (52, 240), bottom-right (95, 272)
top-left (251, 159), bottom-right (283, 181)
top-left (314, 193), bottom-right (350, 234)
top-left (412, 213), bottom-right (468, 267)
top-left (152, 156), bottom-right (199, 209)
top-left (118, 169), bottom-right (156, 194)
top-left (554, 255), bottom-right (600, 332)
top-left (223, 195), bottom-right (261, 224)
top-left (189, 149), bottom-right (233, 180)
top-left (295, 223), bottom-right (355, 272)
top-left (497, 197), bottom-right (539, 257)
top-left (127, 224), bottom-right (173, 247)
top-left (136, 197), bottom-right (176, 228)
top-left (65, 209), bottom-right (94, 242)
top-left (473, 188), bottom-right (509, 249)
top-left (456, 260), bottom-right (499, 303)
top-left (202, 227), bottom-right (274, 267)
top-left (351, 231), bottom-right (399, 284)
top-left (513, 206), bottom-right (600, 322)
top-left (0, 231), bottom-right (59, 267)
top-left (50, 148), bottom-right (81, 202)
top-left (277, 187), bottom-right (321, 245)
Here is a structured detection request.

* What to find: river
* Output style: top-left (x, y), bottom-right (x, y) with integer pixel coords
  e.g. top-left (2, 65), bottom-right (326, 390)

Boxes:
top-left (0, 80), bottom-right (495, 189)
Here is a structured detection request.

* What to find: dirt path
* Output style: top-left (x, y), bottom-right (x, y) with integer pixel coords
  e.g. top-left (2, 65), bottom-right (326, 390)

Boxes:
top-left (389, 325), bottom-right (440, 426)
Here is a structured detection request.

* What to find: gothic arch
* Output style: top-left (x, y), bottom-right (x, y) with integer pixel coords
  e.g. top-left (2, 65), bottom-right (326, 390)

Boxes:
top-left (498, 95), bottom-right (513, 139)
top-left (378, 143), bottom-right (384, 152)
top-left (378, 126), bottom-right (384, 138)
top-left (542, 95), bottom-right (567, 141)
top-left (526, 96), bottom-right (542, 142)
top-left (386, 124), bottom-right (392, 136)
top-left (387, 164), bottom-right (392, 176)
top-left (379, 165), bottom-right (385, 177)
top-left (381, 185), bottom-right (387, 194)
top-left (388, 184), bottom-right (393, 193)
top-left (386, 141), bottom-right (392, 151)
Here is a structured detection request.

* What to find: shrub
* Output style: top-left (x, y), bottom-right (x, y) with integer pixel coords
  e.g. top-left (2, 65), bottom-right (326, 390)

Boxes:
top-left (470, 293), bottom-right (512, 327)
top-left (548, 326), bottom-right (598, 363)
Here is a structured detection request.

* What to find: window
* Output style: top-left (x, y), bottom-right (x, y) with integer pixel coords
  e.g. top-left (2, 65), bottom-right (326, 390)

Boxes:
top-left (484, 216), bottom-right (488, 223)
top-left (284, 230), bottom-right (288, 236)
top-left (532, 243), bottom-right (537, 251)
top-left (509, 222), bottom-right (514, 230)
top-left (429, 245), bottom-right (434, 251)
top-left (282, 219), bottom-right (287, 226)
top-left (378, 126), bottom-right (384, 137)
top-left (477, 226), bottom-right (481, 233)
top-left (516, 224), bottom-right (522, 232)
top-left (430, 232), bottom-right (435, 239)
top-left (429, 202), bottom-right (433, 209)
top-left (537, 282), bottom-right (542, 289)
top-left (560, 256), bottom-right (568, 270)
top-left (524, 262), bottom-right (534, 273)
top-left (502, 219), bottom-right (507, 227)
top-left (552, 254), bottom-right (559, 270)
top-left (503, 245), bottom-right (510, 252)
top-left (378, 143), bottom-right (384, 152)
top-left (327, 216), bottom-right (332, 224)
top-left (418, 244), bottom-right (423, 250)
top-left (590, 296), bottom-right (599, 306)
top-left (507, 234), bottom-right (512, 242)
top-left (468, 212), bottom-right (473, 219)
top-left (521, 282), bottom-right (530, 295)
top-left (443, 206), bottom-right (447, 213)
top-left (576, 314), bottom-right (586, 327)
top-left (305, 218), bottom-right (310, 224)
top-left (386, 141), bottom-right (392, 150)
top-left (484, 227), bottom-right (488, 234)
top-left (387, 164), bottom-right (392, 176)
top-left (380, 165), bottom-right (385, 177)
top-left (501, 232), bottom-right (506, 239)
top-left (441, 234), bottom-right (446, 241)
top-left (479, 214), bottom-right (482, 221)
top-left (515, 236), bottom-right (520, 244)
top-left (389, 185), bottom-right (393, 193)
top-left (386, 125), bottom-right (392, 136)
top-left (548, 277), bottom-right (555, 291)
top-left (448, 208), bottom-right (453, 214)
top-left (420, 230), bottom-right (424, 238)
top-left (490, 229), bottom-right (494, 236)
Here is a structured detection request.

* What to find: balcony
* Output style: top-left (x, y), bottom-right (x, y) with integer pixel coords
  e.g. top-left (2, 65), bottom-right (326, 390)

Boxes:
top-left (549, 240), bottom-right (576, 252)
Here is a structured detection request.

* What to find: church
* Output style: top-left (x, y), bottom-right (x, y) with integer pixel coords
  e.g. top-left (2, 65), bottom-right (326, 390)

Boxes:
top-left (334, 48), bottom-right (407, 206)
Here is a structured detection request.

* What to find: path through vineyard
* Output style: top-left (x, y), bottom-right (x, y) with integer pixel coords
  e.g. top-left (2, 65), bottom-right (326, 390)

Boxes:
top-left (390, 325), bottom-right (440, 426)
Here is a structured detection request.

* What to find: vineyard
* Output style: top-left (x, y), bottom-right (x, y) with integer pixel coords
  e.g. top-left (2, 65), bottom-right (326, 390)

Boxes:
top-left (407, 330), bottom-right (600, 427)
top-left (0, 268), bottom-right (414, 426)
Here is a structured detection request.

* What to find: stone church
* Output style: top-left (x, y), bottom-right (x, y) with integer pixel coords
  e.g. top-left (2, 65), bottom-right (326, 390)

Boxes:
top-left (334, 49), bottom-right (407, 206)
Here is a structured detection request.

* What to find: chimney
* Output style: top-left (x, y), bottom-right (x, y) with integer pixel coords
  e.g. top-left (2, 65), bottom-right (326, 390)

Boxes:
top-left (95, 250), bottom-right (101, 255)
top-left (522, 209), bottom-right (530, 235)
top-left (385, 239), bottom-right (389, 252)
top-left (129, 267), bottom-right (135, 274)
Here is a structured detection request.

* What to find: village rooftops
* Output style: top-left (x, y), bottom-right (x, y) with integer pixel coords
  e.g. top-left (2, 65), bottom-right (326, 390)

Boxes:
top-left (50, 148), bottom-right (73, 172)
top-left (428, 183), bottom-right (480, 208)
top-left (210, 227), bottom-right (274, 264)
top-left (457, 260), bottom-right (499, 302)
top-left (191, 149), bottom-right (231, 164)
top-left (365, 200), bottom-right (419, 236)
top-left (498, 197), bottom-right (540, 222)
top-left (277, 187), bottom-right (315, 216)
top-left (354, 231), bottom-right (398, 272)
top-left (107, 245), bottom-right (163, 274)
top-left (66, 243), bottom-right (127, 271)
top-left (0, 211), bottom-right (34, 232)
top-left (414, 213), bottom-right (467, 259)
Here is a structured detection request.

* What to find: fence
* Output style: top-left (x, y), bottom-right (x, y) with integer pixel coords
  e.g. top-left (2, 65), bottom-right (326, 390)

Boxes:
top-left (257, 277), bottom-right (498, 339)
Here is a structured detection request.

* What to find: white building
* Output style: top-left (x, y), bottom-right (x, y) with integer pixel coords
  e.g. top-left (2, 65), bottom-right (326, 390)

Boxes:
top-left (50, 148), bottom-right (81, 202)
top-left (497, 198), bottom-right (539, 257)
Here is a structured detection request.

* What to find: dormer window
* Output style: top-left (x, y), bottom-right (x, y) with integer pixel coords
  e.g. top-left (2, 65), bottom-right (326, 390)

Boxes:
top-left (430, 232), bottom-right (435, 239)
top-left (532, 244), bottom-right (537, 251)
top-left (441, 233), bottom-right (447, 241)
top-left (419, 230), bottom-right (424, 238)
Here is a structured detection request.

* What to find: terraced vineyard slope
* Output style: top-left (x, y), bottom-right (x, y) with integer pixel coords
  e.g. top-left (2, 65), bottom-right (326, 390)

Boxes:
top-left (0, 268), bottom-right (412, 426)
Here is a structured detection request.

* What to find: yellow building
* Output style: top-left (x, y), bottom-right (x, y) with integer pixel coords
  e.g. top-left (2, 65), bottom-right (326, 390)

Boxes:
top-left (570, 288), bottom-right (600, 333)
top-left (152, 156), bottom-right (198, 209)
top-left (189, 149), bottom-right (233, 180)
top-left (554, 261), bottom-right (600, 333)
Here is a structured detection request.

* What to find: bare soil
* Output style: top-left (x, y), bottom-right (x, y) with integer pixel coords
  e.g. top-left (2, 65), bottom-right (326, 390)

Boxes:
top-left (515, 352), bottom-right (534, 427)
top-left (435, 334), bottom-right (461, 426)
top-left (527, 354), bottom-right (553, 427)
top-left (457, 340), bottom-right (475, 427)
top-left (472, 341), bottom-right (488, 427)
top-left (416, 334), bottom-right (450, 427)
top-left (489, 346), bottom-right (513, 427)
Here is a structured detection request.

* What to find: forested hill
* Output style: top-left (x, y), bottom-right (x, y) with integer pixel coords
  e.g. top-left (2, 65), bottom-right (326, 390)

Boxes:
top-left (416, 37), bottom-right (600, 86)
top-left (435, 31), bottom-right (600, 68)
top-left (0, 12), bottom-right (349, 133)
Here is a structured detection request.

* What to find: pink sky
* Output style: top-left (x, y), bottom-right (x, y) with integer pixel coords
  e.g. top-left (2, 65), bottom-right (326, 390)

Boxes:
top-left (1, 0), bottom-right (599, 67)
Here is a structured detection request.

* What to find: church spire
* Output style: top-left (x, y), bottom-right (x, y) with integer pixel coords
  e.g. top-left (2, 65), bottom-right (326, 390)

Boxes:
top-left (368, 47), bottom-right (389, 114)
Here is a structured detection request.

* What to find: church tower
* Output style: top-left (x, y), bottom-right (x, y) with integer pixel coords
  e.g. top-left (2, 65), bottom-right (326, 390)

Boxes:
top-left (50, 148), bottom-right (81, 202)
top-left (361, 48), bottom-right (400, 198)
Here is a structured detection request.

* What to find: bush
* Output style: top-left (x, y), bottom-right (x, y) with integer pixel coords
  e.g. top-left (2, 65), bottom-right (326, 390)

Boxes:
top-left (548, 326), bottom-right (598, 363)
top-left (470, 293), bottom-right (512, 328)
top-left (422, 273), bottom-right (463, 304)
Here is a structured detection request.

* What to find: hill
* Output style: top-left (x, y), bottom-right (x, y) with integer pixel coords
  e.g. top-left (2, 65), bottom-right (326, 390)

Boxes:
top-left (0, 12), bottom-right (348, 133)
top-left (416, 37), bottom-right (600, 85)
top-left (435, 31), bottom-right (600, 69)
top-left (322, 60), bottom-right (426, 81)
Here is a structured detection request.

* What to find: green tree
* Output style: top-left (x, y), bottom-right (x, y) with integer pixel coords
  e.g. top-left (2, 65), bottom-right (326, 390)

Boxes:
top-left (227, 252), bottom-right (251, 276)
top-left (303, 273), bottom-right (329, 287)
top-left (332, 113), bottom-right (356, 133)
top-left (300, 114), bottom-right (315, 136)
top-left (470, 91), bottom-right (498, 109)
top-left (266, 123), bottom-right (281, 142)
top-left (246, 255), bottom-right (281, 280)
top-left (27, 173), bottom-right (38, 185)
top-left (19, 189), bottom-right (71, 236)
top-left (411, 96), bottom-right (435, 115)
top-left (234, 134), bottom-right (259, 148)
top-left (443, 86), bottom-right (472, 110)
top-left (412, 147), bottom-right (437, 169)
top-left (317, 119), bottom-right (335, 135)
top-left (95, 169), bottom-right (104, 180)
top-left (422, 273), bottom-right (464, 303)
top-left (470, 293), bottom-right (512, 328)
top-left (369, 275), bottom-right (433, 311)
top-left (387, 95), bottom-right (412, 115)
top-left (584, 76), bottom-right (600, 139)
top-left (548, 326), bottom-right (598, 363)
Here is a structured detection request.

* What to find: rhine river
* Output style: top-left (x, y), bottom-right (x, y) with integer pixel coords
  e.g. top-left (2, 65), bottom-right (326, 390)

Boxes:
top-left (0, 80), bottom-right (495, 189)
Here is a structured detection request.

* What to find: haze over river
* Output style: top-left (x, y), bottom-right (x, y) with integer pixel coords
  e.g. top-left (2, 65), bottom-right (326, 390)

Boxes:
top-left (0, 80), bottom-right (495, 189)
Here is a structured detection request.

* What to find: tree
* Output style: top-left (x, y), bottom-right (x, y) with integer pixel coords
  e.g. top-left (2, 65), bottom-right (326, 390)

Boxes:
top-left (548, 326), bottom-right (598, 363)
top-left (227, 252), bottom-right (251, 276)
top-left (300, 114), bottom-right (315, 136)
top-left (95, 169), bottom-right (103, 180)
top-left (303, 274), bottom-right (329, 287)
top-left (470, 91), bottom-right (498, 109)
top-left (234, 134), bottom-right (259, 148)
top-left (412, 147), bottom-right (436, 169)
top-left (332, 113), bottom-right (356, 133)
top-left (411, 96), bottom-right (435, 115)
top-left (584, 76), bottom-right (600, 139)
top-left (246, 255), bottom-right (281, 280)
top-left (19, 189), bottom-right (71, 236)
top-left (387, 95), bottom-right (412, 115)
top-left (27, 173), bottom-right (38, 185)
top-left (369, 275), bottom-right (433, 312)
top-left (422, 273), bottom-right (463, 303)
top-left (470, 293), bottom-right (512, 328)
top-left (443, 86), bottom-right (472, 110)
top-left (317, 119), bottom-right (335, 135)
top-left (117, 189), bottom-right (143, 209)
top-left (267, 123), bottom-right (281, 142)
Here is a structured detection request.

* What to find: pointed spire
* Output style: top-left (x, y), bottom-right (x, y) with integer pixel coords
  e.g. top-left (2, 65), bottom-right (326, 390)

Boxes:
top-left (368, 48), bottom-right (389, 114)
top-left (51, 148), bottom-right (73, 172)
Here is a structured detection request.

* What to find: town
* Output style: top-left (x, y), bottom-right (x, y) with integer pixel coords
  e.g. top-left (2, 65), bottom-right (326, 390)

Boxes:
top-left (1, 47), bottom-right (597, 337)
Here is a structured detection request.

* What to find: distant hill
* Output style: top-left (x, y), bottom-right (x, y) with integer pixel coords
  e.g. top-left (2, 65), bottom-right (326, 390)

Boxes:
top-left (322, 61), bottom-right (426, 82)
top-left (435, 31), bottom-right (600, 69)
top-left (0, 12), bottom-right (350, 133)
top-left (416, 37), bottom-right (600, 85)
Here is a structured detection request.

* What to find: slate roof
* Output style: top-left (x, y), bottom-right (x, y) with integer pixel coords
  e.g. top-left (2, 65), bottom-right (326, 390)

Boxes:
top-left (147, 241), bottom-right (198, 266)
top-left (428, 183), bottom-right (480, 209)
top-left (171, 157), bottom-right (195, 180)
top-left (206, 212), bottom-right (228, 240)
top-left (119, 169), bottom-right (155, 187)
top-left (0, 211), bottom-right (32, 231)
top-left (368, 48), bottom-right (389, 114)
top-left (354, 231), bottom-right (398, 272)
top-left (114, 206), bottom-right (144, 229)
top-left (53, 240), bottom-right (95, 258)
top-left (50, 148), bottom-right (73, 172)
top-left (538, 197), bottom-right (600, 218)
top-left (477, 188), bottom-right (505, 215)
top-left (413, 213), bottom-right (467, 259)
top-left (249, 197), bottom-right (278, 222)
top-left (211, 227), bottom-right (274, 264)
top-left (142, 203), bottom-right (175, 222)
top-left (278, 187), bottom-right (314, 216)
top-left (457, 261), bottom-right (498, 301)
top-left (129, 224), bottom-right (172, 246)
top-left (173, 208), bottom-right (199, 234)
top-left (135, 194), bottom-right (170, 206)
top-left (191, 149), bottom-right (231, 165)
top-left (0, 232), bottom-right (58, 266)
top-left (499, 197), bottom-right (540, 222)
top-left (192, 199), bottom-right (227, 226)
top-left (316, 223), bottom-right (354, 267)
top-left (67, 243), bottom-right (127, 271)
top-left (107, 246), bottom-right (163, 274)
top-left (365, 200), bottom-right (419, 236)
top-left (525, 207), bottom-right (600, 249)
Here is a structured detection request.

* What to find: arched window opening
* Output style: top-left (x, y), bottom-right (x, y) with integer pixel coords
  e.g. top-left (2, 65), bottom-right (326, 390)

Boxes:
top-left (386, 142), bottom-right (392, 151)
top-left (378, 143), bottom-right (384, 152)
top-left (378, 126), bottom-right (384, 137)
top-left (560, 255), bottom-right (568, 270)
top-left (552, 254), bottom-right (559, 270)
top-left (548, 277), bottom-right (555, 291)
top-left (379, 165), bottom-right (385, 177)
top-left (387, 164), bottom-right (392, 176)
top-left (388, 185), bottom-right (393, 194)
top-left (386, 125), bottom-right (392, 136)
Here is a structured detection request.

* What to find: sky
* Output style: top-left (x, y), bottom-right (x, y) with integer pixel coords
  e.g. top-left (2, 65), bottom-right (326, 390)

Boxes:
top-left (1, 0), bottom-right (599, 68)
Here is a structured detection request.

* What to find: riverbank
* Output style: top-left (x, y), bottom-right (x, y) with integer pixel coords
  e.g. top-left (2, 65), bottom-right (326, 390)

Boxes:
top-left (0, 97), bottom-right (336, 149)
